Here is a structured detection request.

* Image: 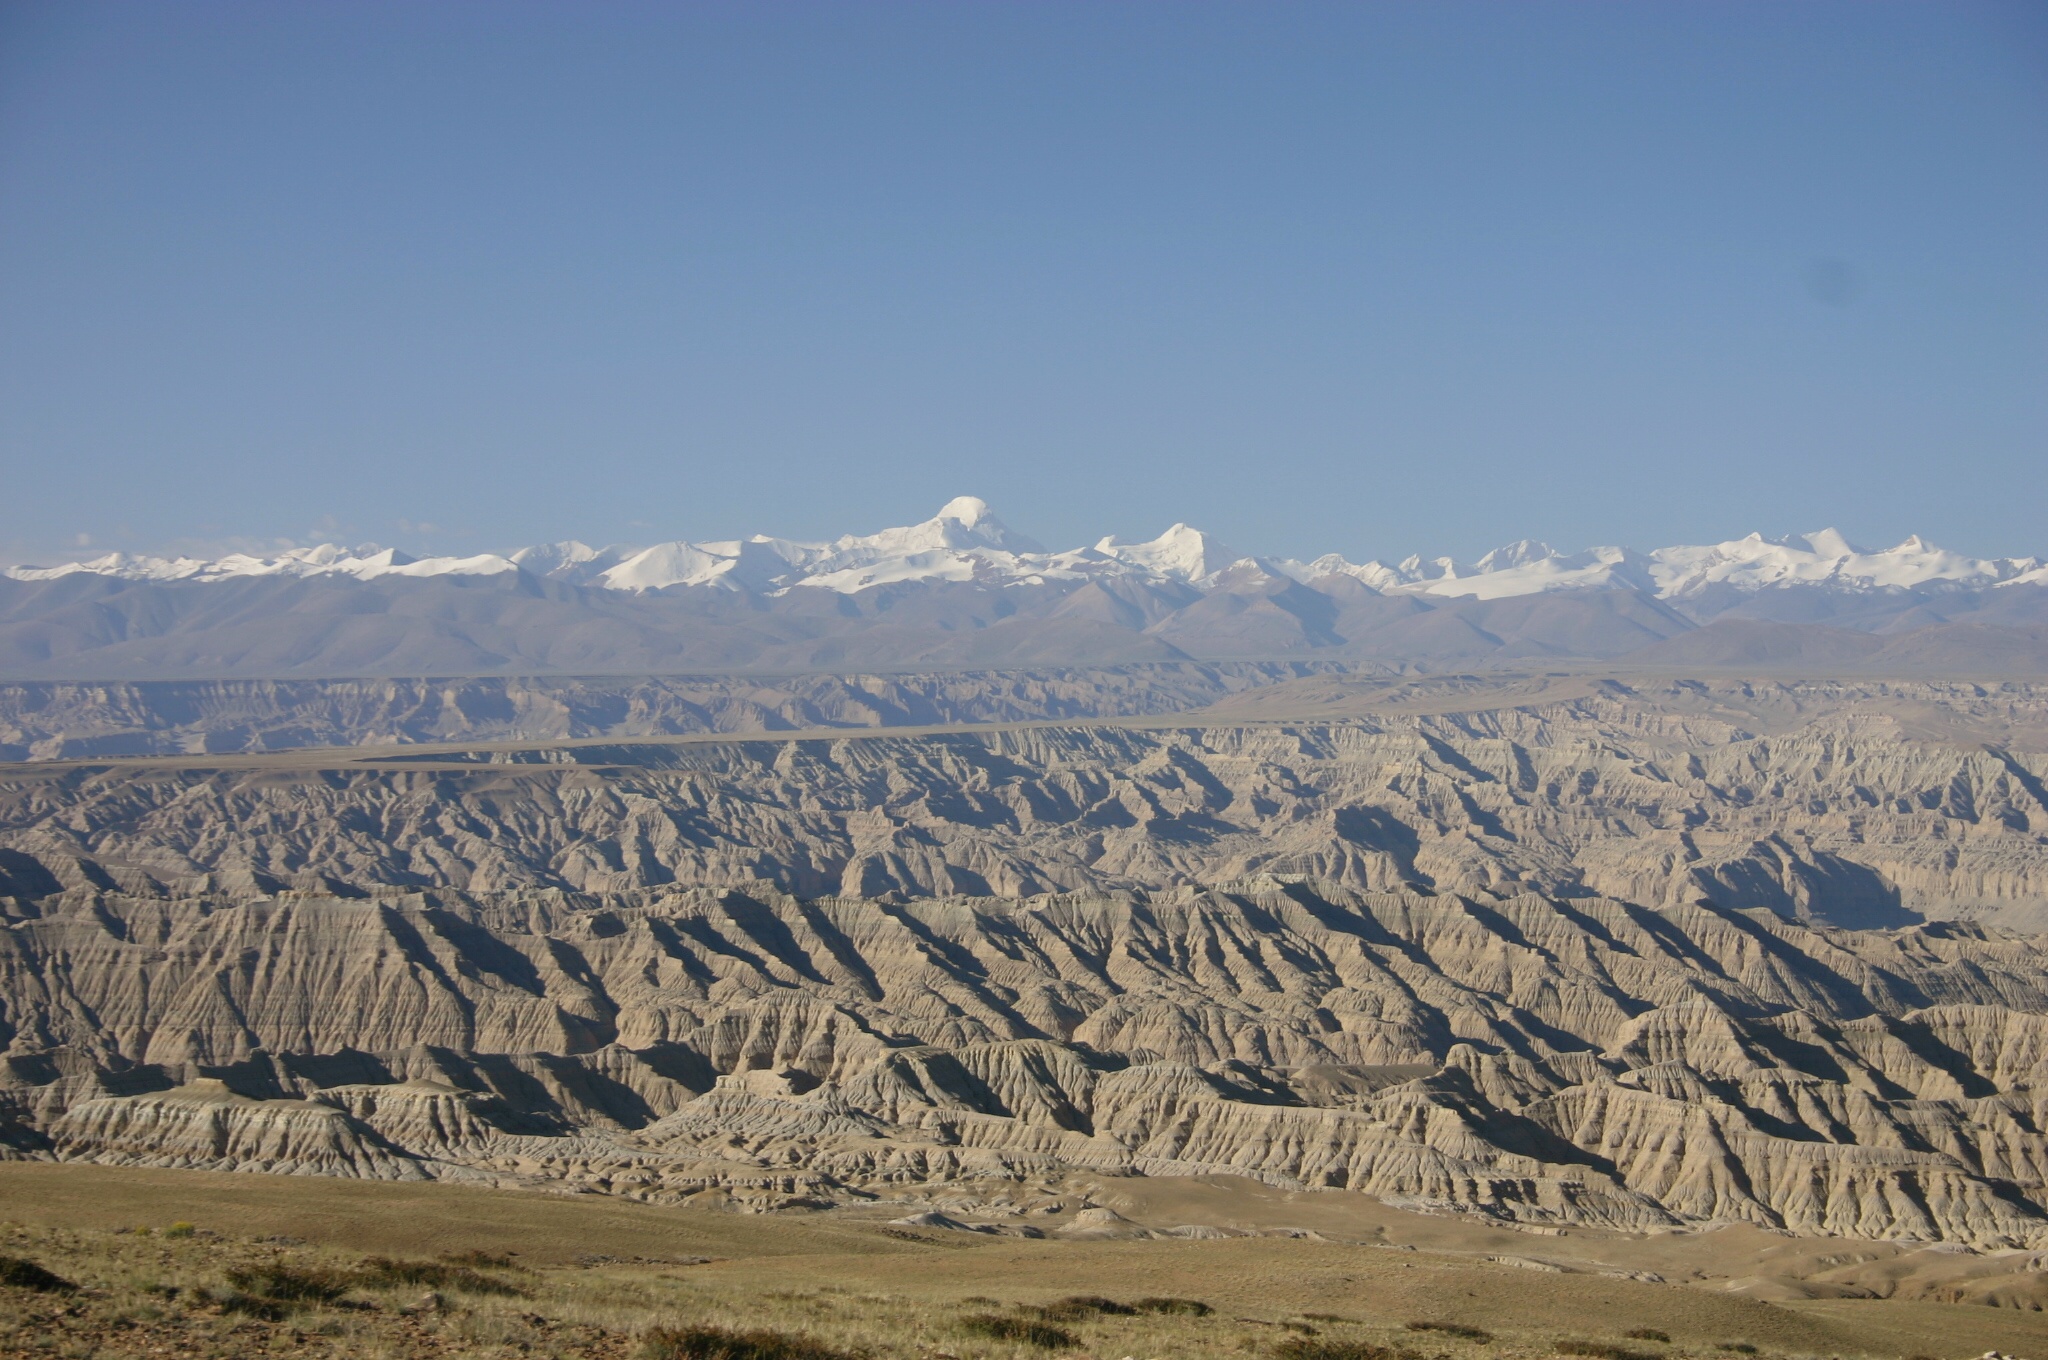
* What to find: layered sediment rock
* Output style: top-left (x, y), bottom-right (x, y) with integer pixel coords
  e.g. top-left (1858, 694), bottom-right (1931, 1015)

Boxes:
top-left (3, 880), bottom-right (2046, 1247)
top-left (52, 1078), bottom-right (430, 1179)
top-left (4, 679), bottom-right (2048, 930)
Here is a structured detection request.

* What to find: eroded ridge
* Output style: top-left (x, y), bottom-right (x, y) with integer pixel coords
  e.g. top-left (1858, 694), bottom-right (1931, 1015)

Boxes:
top-left (4, 879), bottom-right (2047, 1247)
top-left (6, 682), bottom-right (2048, 930)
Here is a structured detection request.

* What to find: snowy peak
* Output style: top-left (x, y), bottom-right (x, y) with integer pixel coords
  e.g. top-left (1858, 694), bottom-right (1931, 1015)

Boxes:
top-left (1093, 524), bottom-right (1244, 583)
top-left (1473, 539), bottom-right (1559, 573)
top-left (1644, 531), bottom-right (2038, 598)
top-left (825, 495), bottom-right (1046, 561)
top-left (5, 503), bottom-right (2039, 605)
top-left (1793, 528), bottom-right (1859, 558)
top-left (4, 545), bottom-right (518, 585)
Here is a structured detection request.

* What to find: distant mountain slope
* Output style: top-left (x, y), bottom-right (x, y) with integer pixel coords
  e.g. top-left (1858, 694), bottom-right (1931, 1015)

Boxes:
top-left (1622, 620), bottom-right (1889, 668)
top-left (4, 501), bottom-right (2047, 678)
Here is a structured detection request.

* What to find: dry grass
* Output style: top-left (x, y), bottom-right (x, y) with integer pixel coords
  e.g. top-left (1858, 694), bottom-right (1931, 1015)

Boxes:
top-left (1274, 1341), bottom-right (1421, 1360)
top-left (959, 1313), bottom-right (1079, 1348)
top-left (0, 1220), bottom-right (1708, 1360)
top-left (0, 1216), bottom-right (2026, 1360)
top-left (2, 1163), bottom-right (2046, 1360)
top-left (0, 1218), bottom-right (1435, 1360)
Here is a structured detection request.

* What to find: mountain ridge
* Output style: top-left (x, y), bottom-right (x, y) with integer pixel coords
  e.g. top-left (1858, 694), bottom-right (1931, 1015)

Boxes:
top-left (13, 499), bottom-right (2044, 602)
top-left (7, 501), bottom-right (2048, 680)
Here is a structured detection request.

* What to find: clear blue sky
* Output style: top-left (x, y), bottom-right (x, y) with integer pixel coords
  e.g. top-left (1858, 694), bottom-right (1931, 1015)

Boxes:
top-left (2, 1), bottom-right (2043, 566)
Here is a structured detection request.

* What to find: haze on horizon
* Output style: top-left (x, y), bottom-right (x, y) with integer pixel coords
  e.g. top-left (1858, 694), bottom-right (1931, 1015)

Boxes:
top-left (1, 0), bottom-right (2043, 567)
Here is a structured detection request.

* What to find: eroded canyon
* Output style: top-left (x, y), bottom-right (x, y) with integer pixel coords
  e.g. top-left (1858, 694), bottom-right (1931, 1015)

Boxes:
top-left (3, 674), bottom-right (2048, 1267)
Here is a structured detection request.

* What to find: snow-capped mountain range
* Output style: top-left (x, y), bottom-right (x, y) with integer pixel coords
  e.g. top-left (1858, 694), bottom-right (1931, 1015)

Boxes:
top-left (8, 496), bottom-right (2044, 602)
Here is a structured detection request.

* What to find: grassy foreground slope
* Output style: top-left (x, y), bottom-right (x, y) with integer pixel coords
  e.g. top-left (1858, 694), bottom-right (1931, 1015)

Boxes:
top-left (1, 1164), bottom-right (2043, 1360)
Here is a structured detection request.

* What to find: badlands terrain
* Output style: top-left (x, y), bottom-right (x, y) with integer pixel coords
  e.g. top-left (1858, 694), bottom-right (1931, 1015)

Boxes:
top-left (4, 667), bottom-right (2048, 1355)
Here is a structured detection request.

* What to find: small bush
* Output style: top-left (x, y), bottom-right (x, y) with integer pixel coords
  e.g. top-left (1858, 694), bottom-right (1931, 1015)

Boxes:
top-left (960, 1314), bottom-right (1077, 1349)
top-left (642, 1325), bottom-right (860, 1360)
top-left (0, 1256), bottom-right (77, 1293)
top-left (1624, 1331), bottom-right (1670, 1344)
top-left (1408, 1321), bottom-right (1493, 1342)
top-left (441, 1249), bottom-right (518, 1269)
top-left (1026, 1294), bottom-right (1138, 1320)
top-left (1134, 1296), bottom-right (1214, 1316)
top-left (163, 1222), bottom-right (197, 1239)
top-left (356, 1256), bottom-right (527, 1298)
top-left (1557, 1343), bottom-right (1656, 1360)
top-left (1275, 1341), bottom-right (1419, 1360)
top-left (225, 1265), bottom-right (351, 1304)
top-left (1716, 1347), bottom-right (1758, 1356)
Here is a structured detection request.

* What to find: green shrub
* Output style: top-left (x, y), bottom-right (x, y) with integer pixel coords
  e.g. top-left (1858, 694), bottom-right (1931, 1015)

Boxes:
top-left (1408, 1321), bottom-right (1492, 1342)
top-left (1026, 1295), bottom-right (1137, 1320)
top-left (163, 1222), bottom-right (196, 1239)
top-left (959, 1313), bottom-right (1078, 1349)
top-left (642, 1325), bottom-right (860, 1360)
top-left (1556, 1342), bottom-right (1656, 1360)
top-left (440, 1249), bottom-right (519, 1268)
top-left (0, 1256), bottom-right (76, 1293)
top-left (1623, 1331), bottom-right (1670, 1344)
top-left (356, 1256), bottom-right (527, 1297)
top-left (1133, 1296), bottom-right (1213, 1316)
top-left (225, 1265), bottom-right (351, 1304)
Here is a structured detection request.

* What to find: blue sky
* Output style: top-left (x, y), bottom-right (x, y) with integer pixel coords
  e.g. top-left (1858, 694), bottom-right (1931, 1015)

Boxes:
top-left (1, 1), bottom-right (2043, 565)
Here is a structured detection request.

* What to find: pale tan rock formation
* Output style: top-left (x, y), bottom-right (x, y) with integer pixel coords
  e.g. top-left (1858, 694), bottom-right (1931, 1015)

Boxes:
top-left (3, 878), bottom-right (2047, 1247)
top-left (52, 1078), bottom-right (430, 1179)
top-left (4, 678), bottom-right (2048, 930)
